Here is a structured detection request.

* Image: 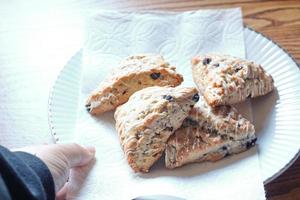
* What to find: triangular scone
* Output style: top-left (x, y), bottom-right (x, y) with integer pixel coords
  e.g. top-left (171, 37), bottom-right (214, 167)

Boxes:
top-left (192, 54), bottom-right (274, 107)
top-left (86, 54), bottom-right (183, 114)
top-left (114, 86), bottom-right (199, 172)
top-left (165, 97), bottom-right (256, 169)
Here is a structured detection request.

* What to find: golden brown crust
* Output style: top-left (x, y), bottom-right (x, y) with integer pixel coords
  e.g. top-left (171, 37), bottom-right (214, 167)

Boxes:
top-left (165, 97), bottom-right (256, 169)
top-left (192, 54), bottom-right (274, 107)
top-left (86, 54), bottom-right (183, 114)
top-left (190, 97), bottom-right (255, 140)
top-left (114, 86), bottom-right (199, 172)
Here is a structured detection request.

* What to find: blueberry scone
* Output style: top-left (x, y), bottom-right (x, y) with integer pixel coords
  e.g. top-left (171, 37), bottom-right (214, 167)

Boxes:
top-left (86, 54), bottom-right (183, 114)
top-left (165, 96), bottom-right (256, 169)
top-left (191, 54), bottom-right (274, 107)
top-left (114, 86), bottom-right (199, 172)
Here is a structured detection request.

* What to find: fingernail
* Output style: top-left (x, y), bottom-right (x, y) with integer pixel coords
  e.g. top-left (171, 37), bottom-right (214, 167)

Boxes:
top-left (85, 146), bottom-right (96, 155)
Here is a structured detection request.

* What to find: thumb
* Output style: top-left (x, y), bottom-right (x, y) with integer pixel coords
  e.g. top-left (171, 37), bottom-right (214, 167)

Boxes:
top-left (57, 144), bottom-right (96, 168)
top-left (46, 144), bottom-right (96, 192)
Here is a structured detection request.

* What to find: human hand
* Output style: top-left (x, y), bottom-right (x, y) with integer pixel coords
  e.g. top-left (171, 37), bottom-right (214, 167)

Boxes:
top-left (16, 143), bottom-right (95, 199)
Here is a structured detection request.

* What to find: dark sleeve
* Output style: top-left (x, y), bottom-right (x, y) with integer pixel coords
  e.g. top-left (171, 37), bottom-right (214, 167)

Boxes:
top-left (0, 145), bottom-right (55, 200)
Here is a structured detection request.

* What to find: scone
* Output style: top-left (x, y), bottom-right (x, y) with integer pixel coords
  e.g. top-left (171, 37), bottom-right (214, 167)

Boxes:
top-left (114, 86), bottom-right (199, 172)
top-left (191, 54), bottom-right (274, 107)
top-left (165, 97), bottom-right (256, 169)
top-left (86, 54), bottom-right (183, 114)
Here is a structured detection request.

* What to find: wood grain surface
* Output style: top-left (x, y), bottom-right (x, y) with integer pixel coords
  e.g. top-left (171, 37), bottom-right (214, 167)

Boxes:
top-left (0, 0), bottom-right (299, 199)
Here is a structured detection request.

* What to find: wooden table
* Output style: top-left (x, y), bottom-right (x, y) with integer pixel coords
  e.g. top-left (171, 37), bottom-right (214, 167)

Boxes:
top-left (0, 1), bottom-right (299, 199)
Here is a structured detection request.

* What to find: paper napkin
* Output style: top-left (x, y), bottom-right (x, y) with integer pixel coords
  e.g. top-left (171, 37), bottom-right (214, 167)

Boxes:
top-left (67, 8), bottom-right (265, 200)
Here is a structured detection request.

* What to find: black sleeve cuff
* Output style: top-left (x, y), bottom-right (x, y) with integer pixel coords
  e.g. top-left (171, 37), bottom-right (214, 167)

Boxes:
top-left (15, 152), bottom-right (55, 200)
top-left (0, 145), bottom-right (55, 200)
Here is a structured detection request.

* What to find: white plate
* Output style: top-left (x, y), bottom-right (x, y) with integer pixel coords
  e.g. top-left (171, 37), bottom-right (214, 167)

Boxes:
top-left (48, 27), bottom-right (300, 184)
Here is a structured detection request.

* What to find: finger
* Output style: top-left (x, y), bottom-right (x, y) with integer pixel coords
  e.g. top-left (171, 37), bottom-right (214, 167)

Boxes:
top-left (58, 144), bottom-right (96, 168)
top-left (56, 182), bottom-right (68, 200)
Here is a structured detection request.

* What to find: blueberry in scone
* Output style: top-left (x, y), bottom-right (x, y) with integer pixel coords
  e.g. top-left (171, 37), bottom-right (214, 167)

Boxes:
top-left (191, 54), bottom-right (274, 107)
top-left (114, 86), bottom-right (199, 173)
top-left (86, 54), bottom-right (183, 114)
top-left (165, 96), bottom-right (256, 169)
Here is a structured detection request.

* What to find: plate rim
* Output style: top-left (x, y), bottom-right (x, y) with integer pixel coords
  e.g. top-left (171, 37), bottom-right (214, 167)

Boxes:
top-left (245, 27), bottom-right (300, 184)
top-left (48, 26), bottom-right (300, 185)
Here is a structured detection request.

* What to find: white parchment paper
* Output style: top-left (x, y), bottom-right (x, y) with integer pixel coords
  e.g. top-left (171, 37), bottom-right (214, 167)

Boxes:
top-left (68, 8), bottom-right (266, 200)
